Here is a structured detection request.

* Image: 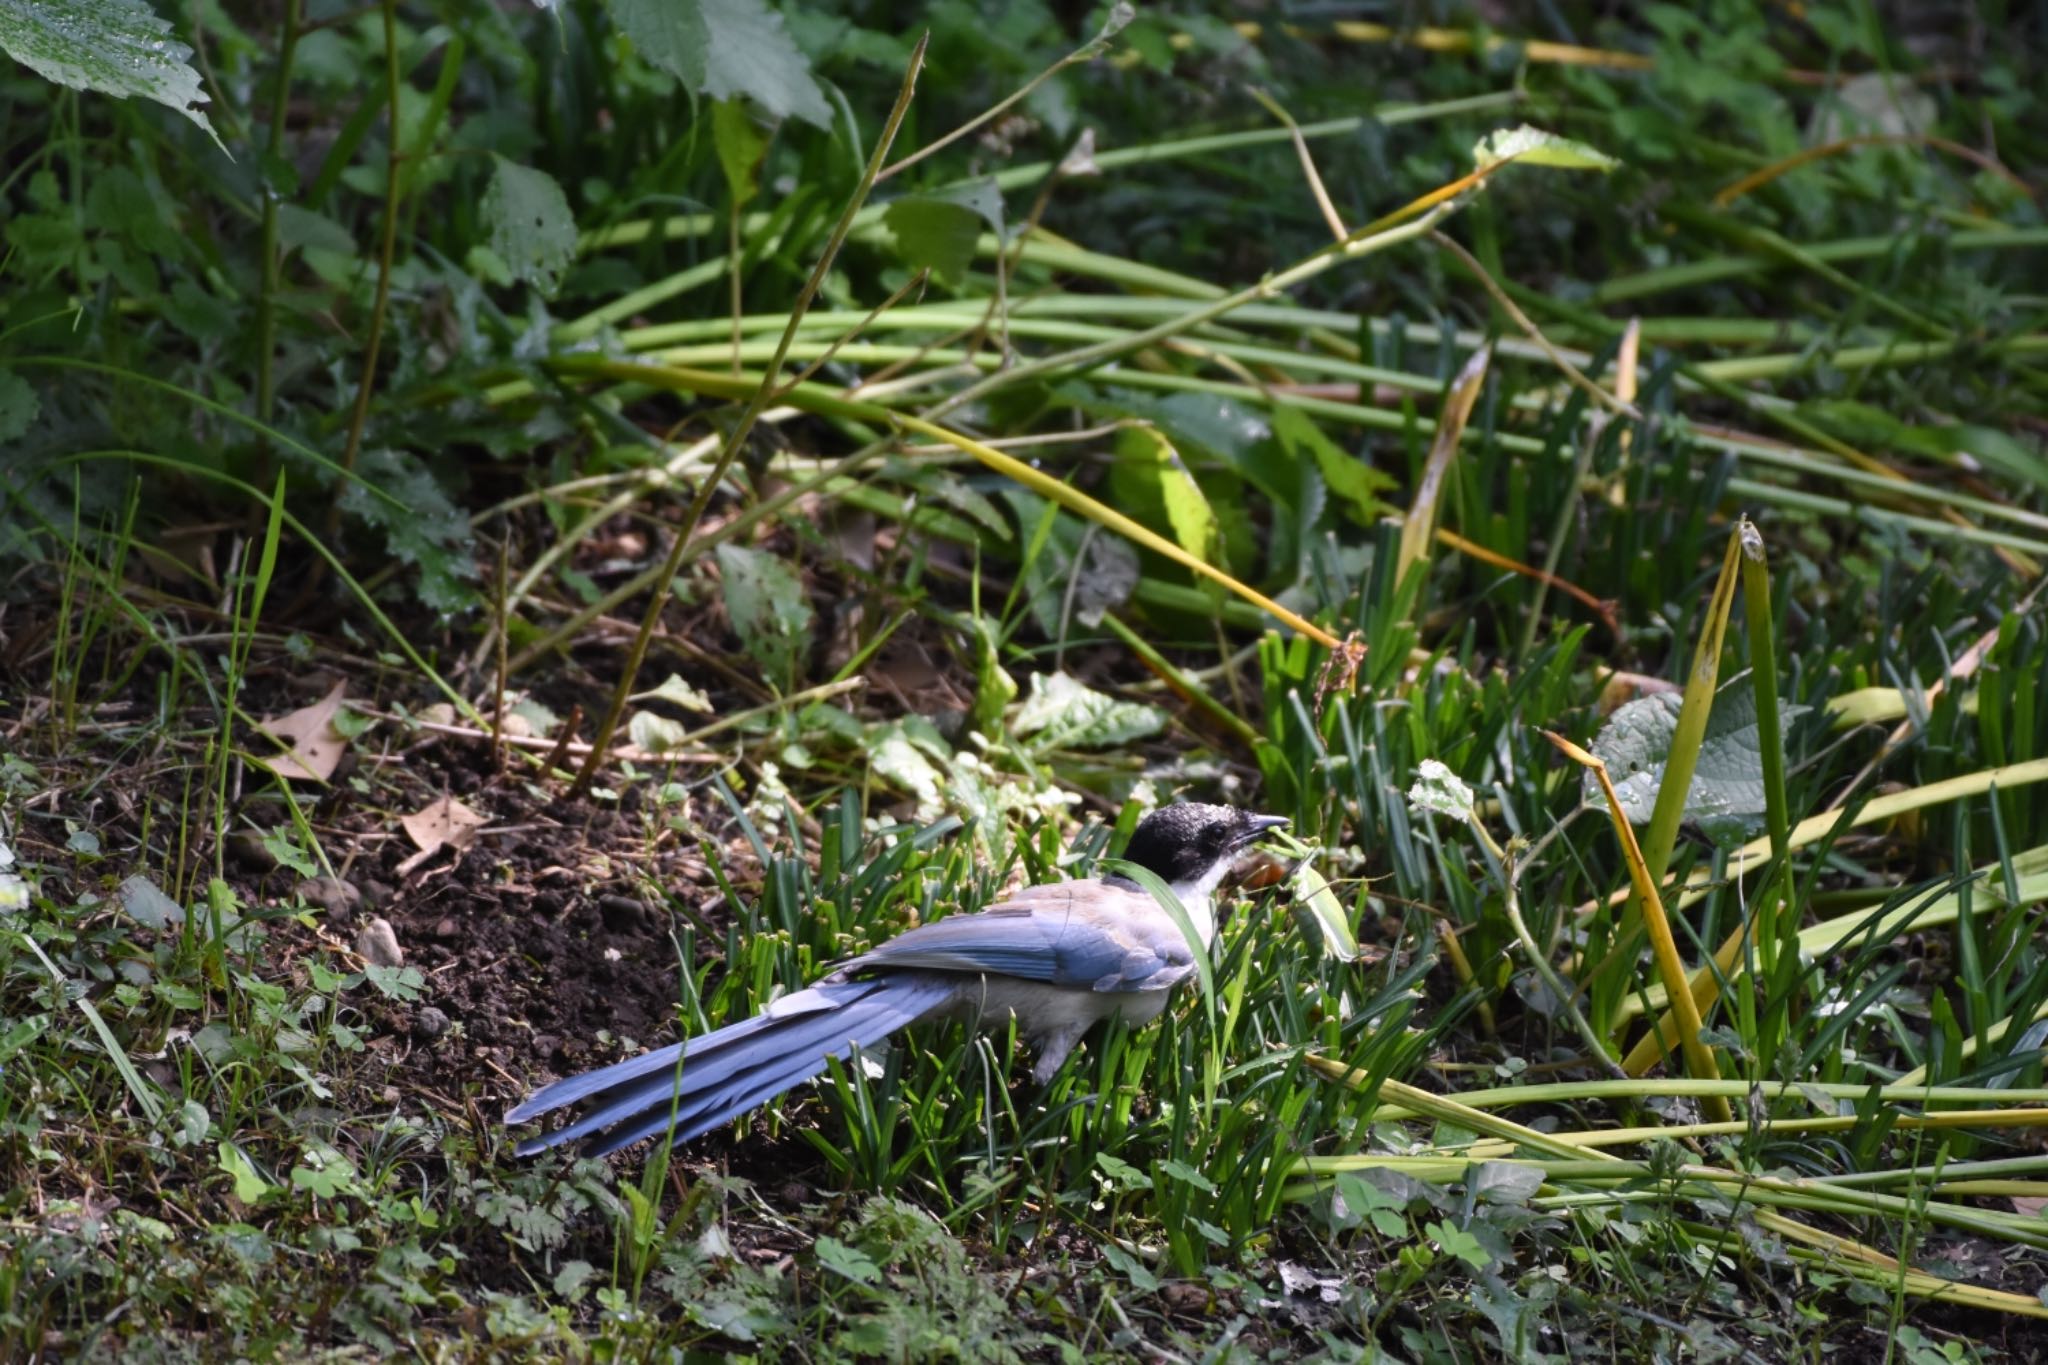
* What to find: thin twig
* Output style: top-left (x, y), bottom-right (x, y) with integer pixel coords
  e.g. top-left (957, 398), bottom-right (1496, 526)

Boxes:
top-left (331, 0), bottom-right (404, 526)
top-left (1244, 85), bottom-right (1347, 241)
top-left (570, 34), bottom-right (931, 795)
top-left (1433, 230), bottom-right (1638, 420)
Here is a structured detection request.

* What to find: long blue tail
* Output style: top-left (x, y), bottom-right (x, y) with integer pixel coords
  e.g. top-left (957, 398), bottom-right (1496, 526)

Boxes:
top-left (506, 976), bottom-right (952, 1156)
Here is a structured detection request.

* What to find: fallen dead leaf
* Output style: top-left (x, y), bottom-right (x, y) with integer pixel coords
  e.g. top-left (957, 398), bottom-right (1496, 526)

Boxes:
top-left (396, 794), bottom-right (487, 876)
top-left (255, 682), bottom-right (351, 781)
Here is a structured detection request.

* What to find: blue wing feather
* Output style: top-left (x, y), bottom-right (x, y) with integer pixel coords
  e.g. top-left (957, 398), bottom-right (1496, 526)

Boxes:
top-left (841, 883), bottom-right (1193, 993)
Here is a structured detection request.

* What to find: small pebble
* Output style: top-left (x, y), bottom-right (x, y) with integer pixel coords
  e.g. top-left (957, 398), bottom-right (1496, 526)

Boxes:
top-left (355, 916), bottom-right (405, 968)
top-left (598, 894), bottom-right (648, 933)
top-left (412, 1006), bottom-right (451, 1040)
top-left (225, 830), bottom-right (277, 871)
top-left (298, 876), bottom-right (362, 922)
top-left (432, 916), bottom-right (460, 940)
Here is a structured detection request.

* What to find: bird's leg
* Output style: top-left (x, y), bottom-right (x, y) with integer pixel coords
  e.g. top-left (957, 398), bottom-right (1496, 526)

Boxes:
top-left (1028, 1023), bottom-right (1090, 1084)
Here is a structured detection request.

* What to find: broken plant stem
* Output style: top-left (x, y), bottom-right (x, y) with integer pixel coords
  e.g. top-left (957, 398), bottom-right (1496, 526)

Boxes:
top-left (570, 34), bottom-right (930, 796)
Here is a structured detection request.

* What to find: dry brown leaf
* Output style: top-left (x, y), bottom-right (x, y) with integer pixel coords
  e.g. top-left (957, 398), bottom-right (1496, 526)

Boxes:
top-left (396, 795), bottom-right (487, 876)
top-left (255, 682), bottom-right (350, 781)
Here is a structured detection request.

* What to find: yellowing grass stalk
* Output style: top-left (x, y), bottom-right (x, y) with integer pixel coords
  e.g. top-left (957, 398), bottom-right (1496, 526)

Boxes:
top-left (1543, 729), bottom-right (1730, 1116)
top-left (1293, 1065), bottom-right (2048, 1317)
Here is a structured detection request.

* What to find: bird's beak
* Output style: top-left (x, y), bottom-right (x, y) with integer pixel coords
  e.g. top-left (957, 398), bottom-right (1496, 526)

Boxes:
top-left (1234, 813), bottom-right (1290, 848)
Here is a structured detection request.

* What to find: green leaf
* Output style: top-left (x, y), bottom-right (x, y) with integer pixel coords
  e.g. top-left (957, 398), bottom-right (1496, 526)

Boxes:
top-left (712, 99), bottom-right (773, 206)
top-left (1273, 405), bottom-right (1393, 524)
top-left (260, 829), bottom-right (320, 879)
top-left (869, 722), bottom-right (946, 819)
top-left (1157, 1158), bottom-right (1217, 1193)
top-left (1289, 858), bottom-right (1362, 961)
top-left (289, 1143), bottom-right (358, 1199)
top-left (628, 711), bottom-right (691, 754)
top-left (612, 0), bottom-right (831, 129)
top-left (85, 166), bottom-right (177, 256)
top-left (1406, 759), bottom-right (1475, 822)
top-left (361, 963), bottom-right (425, 1002)
top-left (1427, 1218), bottom-right (1494, 1269)
top-left (1009, 671), bottom-right (1167, 751)
top-left (1122, 425), bottom-right (1216, 564)
top-left (640, 674), bottom-right (713, 713)
top-left (552, 1260), bottom-right (597, 1300)
top-left (1334, 1173), bottom-right (1411, 1237)
top-left (483, 155), bottom-right (576, 294)
top-left (884, 178), bottom-right (1003, 285)
top-left (1470, 1160), bottom-right (1544, 1204)
top-left (218, 1142), bottom-right (277, 1204)
top-left (1094, 1152), bottom-right (1150, 1191)
top-left (0, 369), bottom-right (37, 445)
top-left (1472, 124), bottom-right (1619, 172)
top-left (969, 617), bottom-right (1017, 737)
top-left (1100, 1241), bottom-right (1161, 1293)
top-left (118, 874), bottom-right (184, 930)
top-left (172, 1099), bottom-right (210, 1146)
top-left (814, 1234), bottom-right (882, 1285)
top-left (274, 204), bottom-right (356, 260)
top-left (0, 0), bottom-right (219, 146)
top-left (714, 544), bottom-right (814, 690)
top-left (883, 198), bottom-right (979, 284)
top-left (1586, 677), bottom-right (1808, 831)
top-left (996, 488), bottom-right (1138, 635)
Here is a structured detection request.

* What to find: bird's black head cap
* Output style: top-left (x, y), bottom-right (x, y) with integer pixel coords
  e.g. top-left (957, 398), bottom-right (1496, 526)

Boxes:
top-left (1119, 802), bottom-right (1288, 887)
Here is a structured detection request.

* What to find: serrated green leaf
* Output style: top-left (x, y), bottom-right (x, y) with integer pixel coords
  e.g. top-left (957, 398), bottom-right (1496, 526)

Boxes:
top-left (613, 0), bottom-right (830, 128)
top-left (552, 1260), bottom-right (597, 1300)
top-left (1586, 677), bottom-right (1809, 831)
top-left (0, 0), bottom-right (219, 145)
top-left (714, 544), bottom-right (813, 690)
top-left (814, 1235), bottom-right (882, 1285)
top-left (1009, 671), bottom-right (1166, 751)
top-left (338, 450), bottom-right (477, 612)
top-left (1472, 124), bottom-right (1619, 172)
top-left (483, 155), bottom-right (575, 293)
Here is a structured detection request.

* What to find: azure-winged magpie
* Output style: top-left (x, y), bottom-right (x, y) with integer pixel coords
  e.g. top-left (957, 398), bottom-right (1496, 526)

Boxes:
top-left (506, 802), bottom-right (1287, 1156)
